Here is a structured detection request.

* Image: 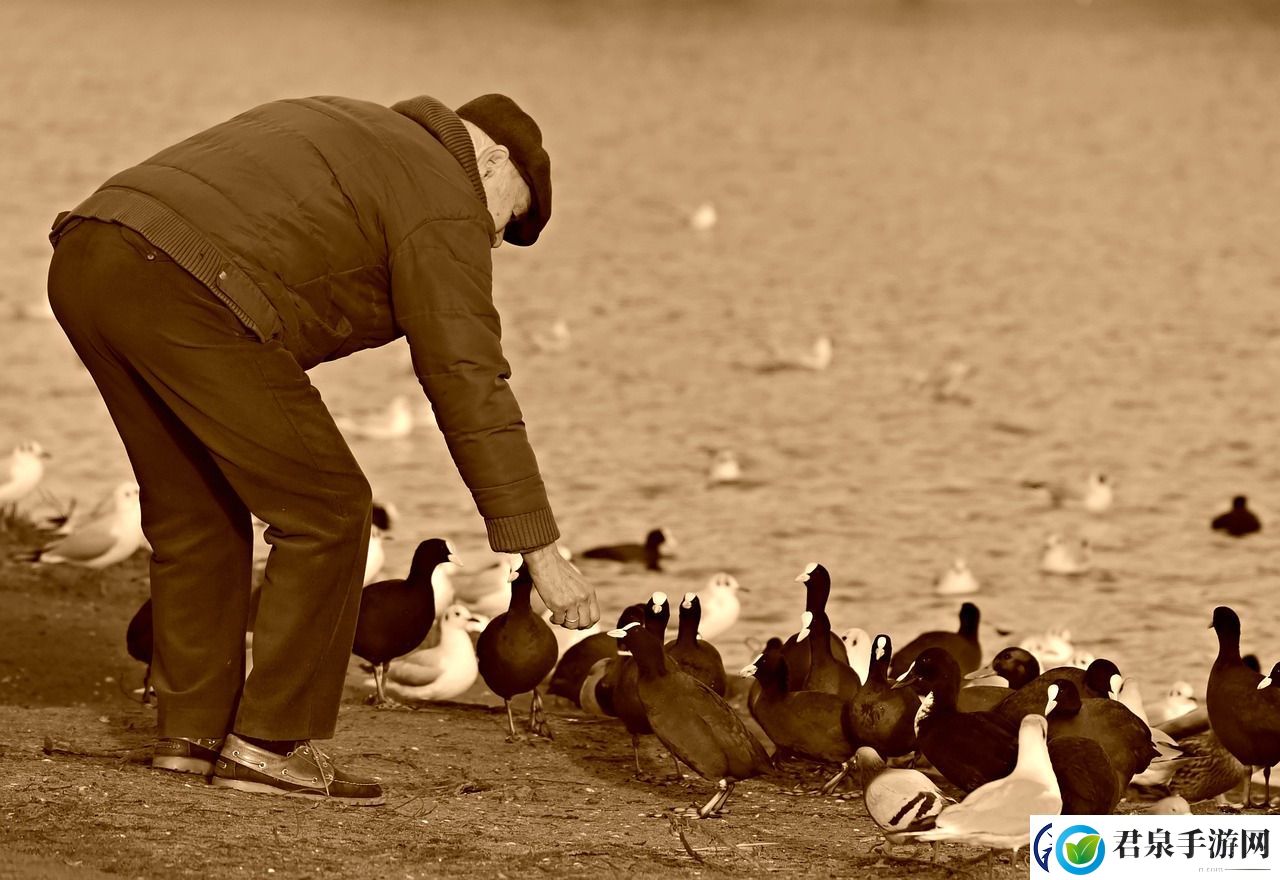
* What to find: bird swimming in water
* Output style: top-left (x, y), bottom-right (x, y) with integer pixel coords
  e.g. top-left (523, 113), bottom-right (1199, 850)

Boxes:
top-left (697, 572), bottom-right (743, 641)
top-left (935, 558), bottom-right (979, 596)
top-left (25, 481), bottom-right (143, 569)
top-left (706, 449), bottom-right (742, 486)
top-left (0, 441), bottom-right (50, 511)
top-left (609, 621), bottom-right (772, 819)
top-left (352, 538), bottom-right (459, 704)
top-left (1039, 533), bottom-right (1092, 576)
top-left (900, 714), bottom-right (1061, 855)
top-left (530, 318), bottom-right (571, 354)
top-left (580, 528), bottom-right (676, 572)
top-left (1082, 472), bottom-right (1114, 513)
top-left (476, 556), bottom-right (558, 740)
top-left (1212, 496), bottom-right (1261, 537)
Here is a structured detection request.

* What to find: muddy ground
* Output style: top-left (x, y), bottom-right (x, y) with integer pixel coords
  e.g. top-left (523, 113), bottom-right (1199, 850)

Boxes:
top-left (0, 515), bottom-right (1035, 880)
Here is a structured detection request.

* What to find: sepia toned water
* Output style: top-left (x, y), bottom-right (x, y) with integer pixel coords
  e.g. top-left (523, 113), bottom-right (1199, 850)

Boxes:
top-left (3, 0), bottom-right (1279, 695)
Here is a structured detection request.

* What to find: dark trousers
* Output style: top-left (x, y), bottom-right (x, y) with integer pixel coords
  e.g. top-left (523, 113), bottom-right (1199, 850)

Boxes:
top-left (47, 220), bottom-right (371, 741)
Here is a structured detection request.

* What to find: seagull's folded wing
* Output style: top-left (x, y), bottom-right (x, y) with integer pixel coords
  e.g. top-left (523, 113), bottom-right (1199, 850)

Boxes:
top-left (41, 522), bottom-right (119, 562)
top-left (386, 652), bottom-right (445, 686)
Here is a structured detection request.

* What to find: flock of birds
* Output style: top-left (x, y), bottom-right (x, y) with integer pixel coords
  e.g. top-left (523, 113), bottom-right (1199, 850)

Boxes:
top-left (3, 408), bottom-right (1277, 861)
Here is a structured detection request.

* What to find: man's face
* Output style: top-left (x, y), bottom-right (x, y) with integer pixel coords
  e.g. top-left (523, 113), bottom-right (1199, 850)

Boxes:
top-left (486, 161), bottom-right (531, 249)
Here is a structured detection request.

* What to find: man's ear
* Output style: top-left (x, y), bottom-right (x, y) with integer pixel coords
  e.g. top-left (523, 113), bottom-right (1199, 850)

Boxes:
top-left (476, 144), bottom-right (510, 180)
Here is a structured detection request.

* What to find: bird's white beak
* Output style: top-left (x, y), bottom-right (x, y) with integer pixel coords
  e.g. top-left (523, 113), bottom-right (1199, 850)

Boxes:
top-left (794, 573), bottom-right (810, 583)
top-left (895, 662), bottom-right (916, 684)
top-left (964, 665), bottom-right (996, 682)
top-left (739, 663), bottom-right (757, 678)
top-left (797, 627), bottom-right (810, 643)
top-left (1045, 683), bottom-right (1059, 716)
top-left (607, 629), bottom-right (628, 638)
top-left (1109, 674), bottom-right (1124, 698)
top-left (1259, 677), bottom-right (1273, 690)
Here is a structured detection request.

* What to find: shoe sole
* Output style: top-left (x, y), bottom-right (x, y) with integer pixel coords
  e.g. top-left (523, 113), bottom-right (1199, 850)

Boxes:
top-left (153, 757), bottom-right (215, 775)
top-left (209, 776), bottom-right (386, 806)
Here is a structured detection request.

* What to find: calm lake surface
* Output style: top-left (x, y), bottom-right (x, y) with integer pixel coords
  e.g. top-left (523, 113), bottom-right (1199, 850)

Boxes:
top-left (3, 0), bottom-right (1279, 696)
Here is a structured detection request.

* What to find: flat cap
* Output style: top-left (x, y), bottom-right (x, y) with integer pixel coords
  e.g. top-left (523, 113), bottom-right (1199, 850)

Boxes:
top-left (456, 94), bottom-right (551, 247)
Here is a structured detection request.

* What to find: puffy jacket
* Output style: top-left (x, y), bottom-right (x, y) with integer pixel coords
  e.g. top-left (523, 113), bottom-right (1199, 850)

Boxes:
top-left (49, 95), bottom-right (557, 552)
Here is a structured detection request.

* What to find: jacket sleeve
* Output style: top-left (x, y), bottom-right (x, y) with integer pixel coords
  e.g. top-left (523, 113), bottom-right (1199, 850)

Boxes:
top-left (388, 221), bottom-right (559, 552)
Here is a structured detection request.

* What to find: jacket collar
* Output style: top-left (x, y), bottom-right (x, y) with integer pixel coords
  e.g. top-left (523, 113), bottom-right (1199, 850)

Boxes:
top-left (390, 96), bottom-right (487, 208)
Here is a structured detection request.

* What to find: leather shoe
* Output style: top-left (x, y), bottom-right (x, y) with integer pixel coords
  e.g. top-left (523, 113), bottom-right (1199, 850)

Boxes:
top-left (153, 737), bottom-right (224, 775)
top-left (210, 735), bottom-right (385, 806)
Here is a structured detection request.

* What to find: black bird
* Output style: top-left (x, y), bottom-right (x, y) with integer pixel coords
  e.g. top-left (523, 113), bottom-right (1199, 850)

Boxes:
top-left (993, 658), bottom-right (1123, 725)
top-left (581, 528), bottom-right (674, 571)
top-left (1244, 654), bottom-right (1263, 674)
top-left (664, 593), bottom-right (726, 696)
top-left (781, 563), bottom-right (848, 689)
top-left (798, 609), bottom-right (860, 700)
top-left (370, 500), bottom-right (398, 532)
top-left (549, 603), bottom-right (645, 705)
top-left (352, 538), bottom-right (457, 704)
top-left (1212, 495), bottom-right (1261, 537)
top-left (1044, 678), bottom-right (1157, 792)
top-left (889, 602), bottom-right (982, 678)
top-left (612, 592), bottom-right (671, 774)
top-left (610, 621), bottom-right (772, 818)
top-left (841, 634), bottom-right (919, 760)
top-left (742, 641), bottom-right (853, 769)
top-left (477, 557), bottom-right (559, 740)
top-left (1047, 735), bottom-right (1121, 815)
top-left (958, 646), bottom-right (1042, 712)
top-left (126, 598), bottom-right (154, 704)
top-left (892, 647), bottom-right (1019, 792)
top-left (1207, 606), bottom-right (1280, 805)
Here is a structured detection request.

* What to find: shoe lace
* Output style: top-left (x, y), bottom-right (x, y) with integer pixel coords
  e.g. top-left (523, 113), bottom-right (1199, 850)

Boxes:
top-left (291, 742), bottom-right (334, 795)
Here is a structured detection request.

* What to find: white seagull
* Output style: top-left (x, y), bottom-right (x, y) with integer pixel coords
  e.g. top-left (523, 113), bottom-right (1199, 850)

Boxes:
top-left (901, 714), bottom-right (1062, 854)
top-left (696, 572), bottom-right (743, 641)
top-left (0, 441), bottom-right (51, 507)
top-left (29, 481), bottom-right (144, 569)
top-left (1039, 534), bottom-right (1092, 576)
top-left (381, 605), bottom-right (483, 701)
top-left (935, 558), bottom-right (980, 596)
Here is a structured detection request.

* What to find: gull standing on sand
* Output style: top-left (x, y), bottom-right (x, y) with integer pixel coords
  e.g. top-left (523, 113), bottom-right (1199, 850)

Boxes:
top-left (901, 714), bottom-right (1062, 855)
top-left (0, 441), bottom-right (51, 509)
top-left (27, 481), bottom-right (143, 569)
top-left (382, 605), bottom-right (484, 702)
top-left (530, 318), bottom-right (571, 353)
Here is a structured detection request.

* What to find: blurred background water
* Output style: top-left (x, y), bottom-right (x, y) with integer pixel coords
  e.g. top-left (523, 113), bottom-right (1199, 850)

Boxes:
top-left (2, 0), bottom-right (1279, 692)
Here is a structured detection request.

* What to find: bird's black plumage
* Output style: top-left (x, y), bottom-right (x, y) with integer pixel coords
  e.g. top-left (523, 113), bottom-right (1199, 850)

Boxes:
top-left (1048, 735), bottom-right (1121, 814)
top-left (889, 602), bottom-right (982, 677)
top-left (549, 603), bottom-right (645, 704)
top-left (894, 647), bottom-right (1019, 792)
top-left (1212, 496), bottom-right (1261, 537)
top-left (993, 658), bottom-right (1122, 725)
top-left (616, 622), bottom-right (771, 817)
top-left (781, 563), bottom-right (848, 689)
top-left (581, 528), bottom-right (670, 571)
top-left (1207, 606), bottom-right (1280, 801)
top-left (665, 594), bottom-right (726, 696)
top-left (844, 634), bottom-right (918, 758)
top-left (799, 609), bottom-right (860, 700)
top-left (1045, 678), bottom-right (1157, 790)
top-left (745, 641), bottom-right (852, 765)
top-left (612, 593), bottom-right (671, 772)
top-left (477, 559), bottom-right (559, 738)
top-left (352, 537), bottom-right (452, 703)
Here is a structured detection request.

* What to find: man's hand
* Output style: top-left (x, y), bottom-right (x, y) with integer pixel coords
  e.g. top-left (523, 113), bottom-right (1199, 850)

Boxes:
top-left (524, 542), bottom-right (599, 630)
